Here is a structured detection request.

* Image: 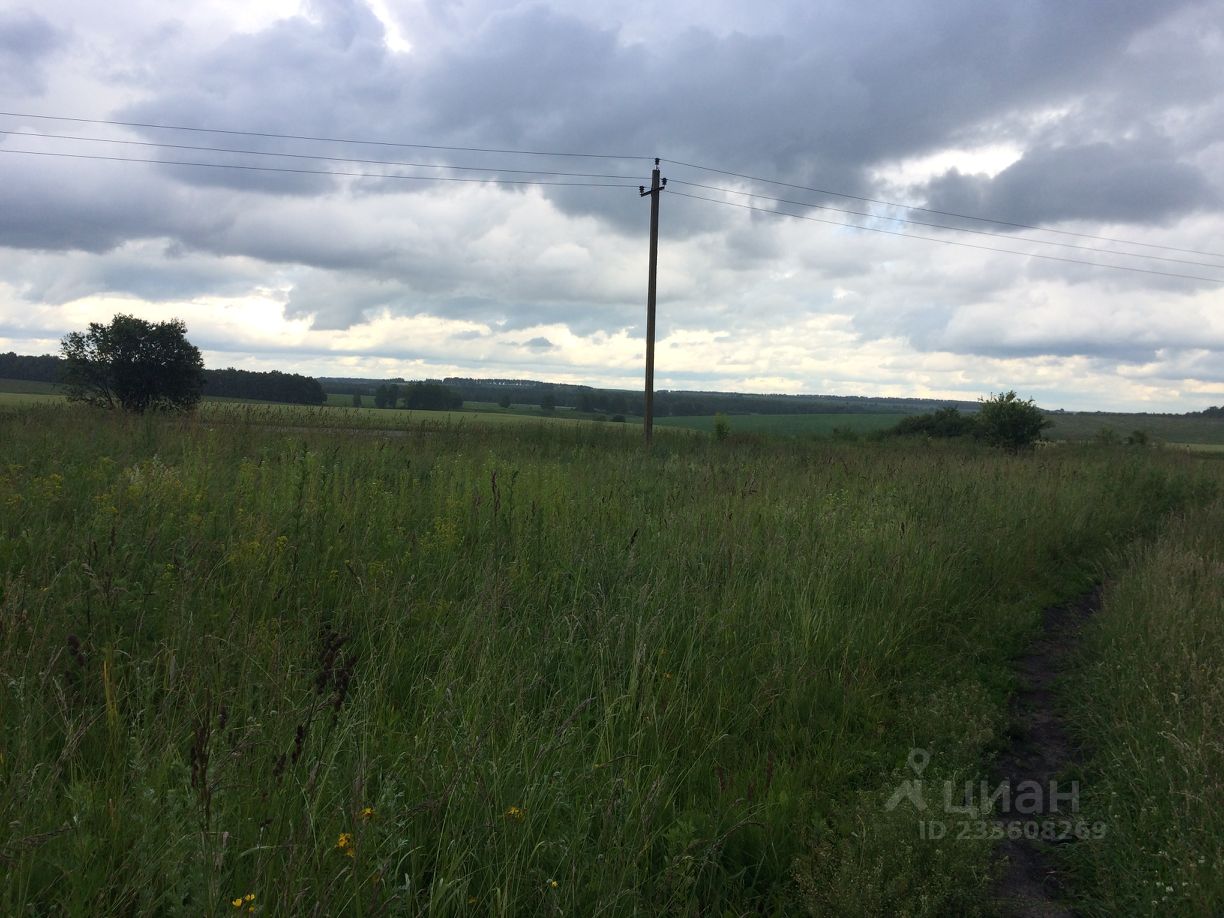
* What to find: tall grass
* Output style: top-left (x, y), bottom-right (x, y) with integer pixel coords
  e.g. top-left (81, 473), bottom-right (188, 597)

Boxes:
top-left (0, 406), bottom-right (1213, 915)
top-left (1063, 496), bottom-right (1224, 917)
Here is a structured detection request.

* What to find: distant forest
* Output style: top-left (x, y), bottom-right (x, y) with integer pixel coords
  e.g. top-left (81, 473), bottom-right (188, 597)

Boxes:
top-left (0, 353), bottom-right (326, 405)
top-left (321, 375), bottom-right (980, 417)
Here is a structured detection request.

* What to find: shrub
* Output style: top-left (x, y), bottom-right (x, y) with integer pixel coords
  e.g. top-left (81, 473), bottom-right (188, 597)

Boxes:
top-left (975, 391), bottom-right (1050, 452)
top-left (890, 407), bottom-right (976, 439)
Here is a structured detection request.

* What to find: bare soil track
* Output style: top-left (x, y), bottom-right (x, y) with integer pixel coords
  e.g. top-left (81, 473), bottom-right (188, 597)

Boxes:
top-left (991, 588), bottom-right (1101, 918)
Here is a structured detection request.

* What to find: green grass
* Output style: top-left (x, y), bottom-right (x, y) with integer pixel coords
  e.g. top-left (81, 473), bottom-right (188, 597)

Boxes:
top-left (0, 378), bottom-right (63, 396)
top-left (0, 406), bottom-right (1218, 915)
top-left (206, 401), bottom-right (602, 431)
top-left (656, 412), bottom-right (908, 437)
top-left (1063, 499), bottom-right (1224, 916)
top-left (1045, 411), bottom-right (1224, 445)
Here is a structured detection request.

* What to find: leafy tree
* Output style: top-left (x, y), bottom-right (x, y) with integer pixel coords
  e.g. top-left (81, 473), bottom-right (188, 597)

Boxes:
top-left (498, 394), bottom-right (512, 409)
top-left (351, 393), bottom-right (363, 407)
top-left (61, 314), bottom-right (204, 413)
top-left (714, 413), bottom-right (731, 441)
top-left (975, 391), bottom-right (1050, 452)
top-left (540, 393), bottom-right (556, 412)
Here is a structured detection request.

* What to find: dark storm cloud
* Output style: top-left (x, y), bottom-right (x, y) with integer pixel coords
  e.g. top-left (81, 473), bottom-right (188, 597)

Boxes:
top-left (100, 0), bottom-right (1215, 229)
top-left (920, 139), bottom-right (1218, 227)
top-left (0, 10), bottom-right (62, 94)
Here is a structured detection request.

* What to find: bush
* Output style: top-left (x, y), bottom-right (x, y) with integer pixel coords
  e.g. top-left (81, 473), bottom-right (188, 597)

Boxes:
top-left (714, 413), bottom-right (731, 441)
top-left (890, 406), bottom-right (976, 439)
top-left (975, 391), bottom-right (1050, 452)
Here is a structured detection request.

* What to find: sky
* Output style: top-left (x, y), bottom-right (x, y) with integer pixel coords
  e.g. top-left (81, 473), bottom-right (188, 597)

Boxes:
top-left (1, 0), bottom-right (1223, 411)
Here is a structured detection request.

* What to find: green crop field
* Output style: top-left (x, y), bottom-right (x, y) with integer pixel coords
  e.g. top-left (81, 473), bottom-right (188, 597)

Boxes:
top-left (2, 404), bottom-right (1222, 915)
top-left (1044, 410), bottom-right (1224, 444)
top-left (656, 412), bottom-right (909, 437)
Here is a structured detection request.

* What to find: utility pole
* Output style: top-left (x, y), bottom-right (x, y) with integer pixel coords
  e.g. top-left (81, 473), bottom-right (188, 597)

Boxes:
top-left (640, 158), bottom-right (666, 444)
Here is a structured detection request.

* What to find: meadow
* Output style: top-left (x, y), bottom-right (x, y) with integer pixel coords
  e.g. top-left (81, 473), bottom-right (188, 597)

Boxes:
top-left (655, 413), bottom-right (907, 437)
top-left (1, 404), bottom-right (1222, 915)
top-left (1043, 410), bottom-right (1224, 445)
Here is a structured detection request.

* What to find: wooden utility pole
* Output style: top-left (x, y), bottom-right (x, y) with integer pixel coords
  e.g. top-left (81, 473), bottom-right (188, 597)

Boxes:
top-left (640, 158), bottom-right (665, 444)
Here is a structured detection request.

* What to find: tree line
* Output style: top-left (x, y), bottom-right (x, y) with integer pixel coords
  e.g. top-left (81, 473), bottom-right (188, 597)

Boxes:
top-left (372, 382), bottom-right (463, 410)
top-left (1, 351), bottom-right (325, 405)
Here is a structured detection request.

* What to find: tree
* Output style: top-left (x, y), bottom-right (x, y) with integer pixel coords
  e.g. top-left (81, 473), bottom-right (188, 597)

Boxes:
top-left (61, 314), bottom-right (204, 413)
top-left (498, 394), bottom-right (512, 409)
top-left (975, 391), bottom-right (1050, 452)
top-left (402, 383), bottom-right (462, 410)
top-left (373, 384), bottom-right (399, 409)
top-left (351, 393), bottom-right (363, 407)
top-left (540, 393), bottom-right (556, 412)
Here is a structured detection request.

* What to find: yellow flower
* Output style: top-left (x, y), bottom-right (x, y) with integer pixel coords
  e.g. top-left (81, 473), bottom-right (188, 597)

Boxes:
top-left (336, 832), bottom-right (353, 850)
top-left (360, 806), bottom-right (375, 821)
top-left (548, 879), bottom-right (559, 889)
top-left (232, 899), bottom-right (243, 909)
top-left (504, 805), bottom-right (525, 821)
top-left (244, 894), bottom-right (255, 903)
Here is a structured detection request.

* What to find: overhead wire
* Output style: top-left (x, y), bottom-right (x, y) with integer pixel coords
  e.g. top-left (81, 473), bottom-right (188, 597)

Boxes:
top-left (3, 110), bottom-right (1221, 280)
top-left (662, 157), bottom-right (1224, 260)
top-left (668, 188), bottom-right (1224, 285)
top-left (667, 178), bottom-right (1224, 270)
top-left (0, 110), bottom-right (652, 162)
top-left (0, 148), bottom-right (643, 188)
top-left (1, 129), bottom-right (642, 181)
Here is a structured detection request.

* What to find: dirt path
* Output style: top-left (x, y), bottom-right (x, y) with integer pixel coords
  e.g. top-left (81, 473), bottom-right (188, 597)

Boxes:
top-left (990, 589), bottom-right (1101, 917)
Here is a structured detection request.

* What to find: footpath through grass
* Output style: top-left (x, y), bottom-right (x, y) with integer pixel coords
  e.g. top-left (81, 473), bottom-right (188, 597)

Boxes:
top-left (0, 406), bottom-right (1216, 915)
top-left (1063, 492), bottom-right (1224, 916)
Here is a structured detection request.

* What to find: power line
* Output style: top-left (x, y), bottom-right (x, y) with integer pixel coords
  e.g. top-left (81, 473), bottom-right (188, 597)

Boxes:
top-left (0, 111), bottom-right (652, 162)
top-left (668, 178), bottom-right (1224, 270)
top-left (670, 189), bottom-right (1224, 285)
top-left (0, 148), bottom-right (643, 189)
top-left (7, 110), bottom-right (1219, 261)
top-left (663, 158), bottom-right (1224, 260)
top-left (1, 129), bottom-right (641, 182)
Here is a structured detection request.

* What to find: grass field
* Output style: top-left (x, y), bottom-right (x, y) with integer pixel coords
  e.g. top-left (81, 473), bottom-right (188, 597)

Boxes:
top-left (657, 412), bottom-right (908, 437)
top-left (1044, 411), bottom-right (1224, 444)
top-left (2, 404), bottom-right (1221, 915)
top-left (1065, 498), bottom-right (1224, 915)
top-left (0, 377), bottom-right (62, 395)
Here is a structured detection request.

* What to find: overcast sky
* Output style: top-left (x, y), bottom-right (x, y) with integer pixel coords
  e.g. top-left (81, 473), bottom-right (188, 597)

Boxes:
top-left (2, 0), bottom-right (1223, 410)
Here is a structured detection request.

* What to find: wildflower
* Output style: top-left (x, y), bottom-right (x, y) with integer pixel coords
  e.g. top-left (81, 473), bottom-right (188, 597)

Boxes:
top-left (548, 879), bottom-right (559, 889)
top-left (504, 805), bottom-right (525, 821)
top-left (336, 832), bottom-right (354, 856)
top-left (231, 892), bottom-right (255, 909)
top-left (360, 806), bottom-right (375, 821)
top-left (232, 899), bottom-right (243, 908)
